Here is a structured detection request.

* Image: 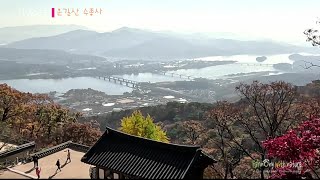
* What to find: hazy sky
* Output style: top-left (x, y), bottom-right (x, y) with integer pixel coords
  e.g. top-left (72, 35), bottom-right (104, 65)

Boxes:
top-left (1, 0), bottom-right (319, 44)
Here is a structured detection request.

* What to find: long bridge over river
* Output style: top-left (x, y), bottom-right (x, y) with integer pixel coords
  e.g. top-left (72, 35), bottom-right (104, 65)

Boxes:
top-left (155, 63), bottom-right (274, 79)
top-left (236, 63), bottom-right (274, 67)
top-left (98, 63), bottom-right (274, 88)
top-left (97, 76), bottom-right (142, 88)
top-left (156, 71), bottom-right (197, 80)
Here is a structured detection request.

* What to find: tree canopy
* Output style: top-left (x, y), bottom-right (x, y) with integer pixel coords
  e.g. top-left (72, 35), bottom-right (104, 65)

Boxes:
top-left (263, 117), bottom-right (320, 179)
top-left (0, 83), bottom-right (102, 148)
top-left (119, 110), bottom-right (169, 143)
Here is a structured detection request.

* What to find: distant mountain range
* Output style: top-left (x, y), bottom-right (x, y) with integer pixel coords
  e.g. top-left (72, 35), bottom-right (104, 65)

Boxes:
top-left (0, 47), bottom-right (106, 65)
top-left (0, 25), bottom-right (89, 44)
top-left (2, 25), bottom-right (319, 60)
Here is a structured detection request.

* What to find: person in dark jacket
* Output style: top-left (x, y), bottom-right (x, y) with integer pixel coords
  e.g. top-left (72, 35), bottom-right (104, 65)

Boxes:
top-left (56, 159), bottom-right (61, 172)
top-left (33, 155), bottom-right (39, 168)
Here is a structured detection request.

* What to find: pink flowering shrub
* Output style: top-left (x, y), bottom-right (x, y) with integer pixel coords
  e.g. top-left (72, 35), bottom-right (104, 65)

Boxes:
top-left (263, 118), bottom-right (320, 179)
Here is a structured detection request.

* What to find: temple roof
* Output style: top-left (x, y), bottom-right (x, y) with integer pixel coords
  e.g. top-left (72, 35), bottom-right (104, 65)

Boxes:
top-left (31, 141), bottom-right (90, 159)
top-left (0, 141), bottom-right (35, 159)
top-left (81, 127), bottom-right (216, 179)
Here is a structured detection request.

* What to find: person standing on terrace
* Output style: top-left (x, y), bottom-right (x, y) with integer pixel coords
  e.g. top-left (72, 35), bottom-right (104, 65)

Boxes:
top-left (35, 166), bottom-right (41, 179)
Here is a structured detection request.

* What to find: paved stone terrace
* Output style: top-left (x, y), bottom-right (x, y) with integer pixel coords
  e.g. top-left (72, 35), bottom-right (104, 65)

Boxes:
top-left (0, 169), bottom-right (30, 179)
top-left (2, 149), bottom-right (91, 179)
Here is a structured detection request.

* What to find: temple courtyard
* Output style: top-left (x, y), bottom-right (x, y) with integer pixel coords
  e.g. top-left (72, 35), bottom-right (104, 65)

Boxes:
top-left (0, 149), bottom-right (91, 179)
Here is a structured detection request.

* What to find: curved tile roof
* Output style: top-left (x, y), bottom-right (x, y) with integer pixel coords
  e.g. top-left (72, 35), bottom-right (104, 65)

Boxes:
top-left (0, 142), bottom-right (35, 158)
top-left (81, 127), bottom-right (216, 179)
top-left (31, 141), bottom-right (89, 159)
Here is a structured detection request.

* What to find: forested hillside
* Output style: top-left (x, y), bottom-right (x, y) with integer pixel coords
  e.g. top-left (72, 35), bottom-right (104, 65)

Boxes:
top-left (82, 80), bottom-right (320, 179)
top-left (2, 80), bottom-right (320, 178)
top-left (0, 84), bottom-right (101, 150)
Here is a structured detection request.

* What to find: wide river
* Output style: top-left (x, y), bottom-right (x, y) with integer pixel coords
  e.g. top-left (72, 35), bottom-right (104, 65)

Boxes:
top-left (0, 74), bottom-right (183, 95)
top-left (0, 54), bottom-right (305, 95)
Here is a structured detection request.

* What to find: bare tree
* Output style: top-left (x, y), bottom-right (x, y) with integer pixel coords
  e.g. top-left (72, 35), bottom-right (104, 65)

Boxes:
top-left (207, 101), bottom-right (248, 179)
top-left (181, 120), bottom-right (205, 145)
top-left (236, 81), bottom-right (306, 179)
top-left (235, 81), bottom-right (302, 138)
top-left (208, 81), bottom-right (304, 179)
top-left (304, 19), bottom-right (320, 68)
top-left (305, 19), bottom-right (320, 47)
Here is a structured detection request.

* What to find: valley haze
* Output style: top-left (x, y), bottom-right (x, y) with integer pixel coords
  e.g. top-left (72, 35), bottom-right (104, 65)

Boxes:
top-left (1, 1), bottom-right (320, 179)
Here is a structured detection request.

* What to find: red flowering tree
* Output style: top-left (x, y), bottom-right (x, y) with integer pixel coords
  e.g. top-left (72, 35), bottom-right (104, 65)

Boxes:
top-left (263, 117), bottom-right (320, 179)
